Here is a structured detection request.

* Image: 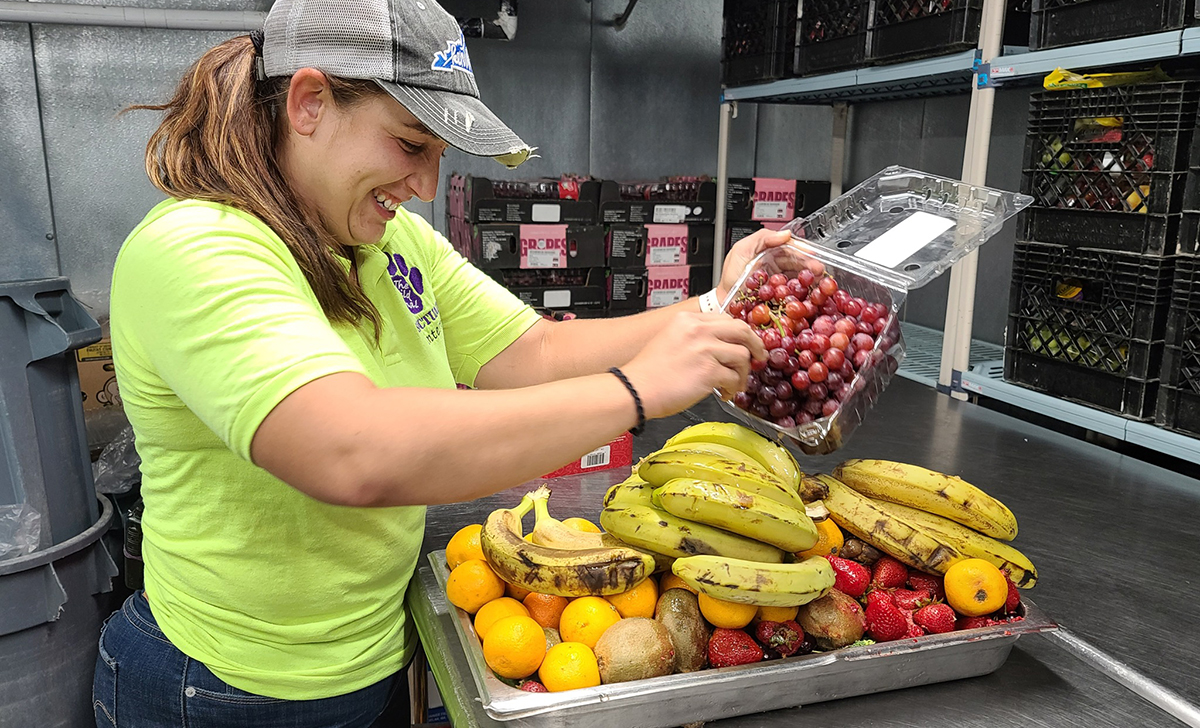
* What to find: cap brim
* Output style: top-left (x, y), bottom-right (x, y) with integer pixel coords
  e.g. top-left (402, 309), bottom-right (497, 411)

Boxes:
top-left (376, 81), bottom-right (533, 169)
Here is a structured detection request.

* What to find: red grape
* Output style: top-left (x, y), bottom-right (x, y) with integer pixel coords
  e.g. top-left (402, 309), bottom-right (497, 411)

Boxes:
top-left (775, 416), bottom-right (797, 428)
top-left (825, 371), bottom-right (843, 389)
top-left (803, 398), bottom-right (825, 416)
top-left (812, 334), bottom-right (831, 353)
top-left (762, 330), bottom-right (783, 350)
top-left (729, 300), bottom-right (746, 316)
top-left (853, 349), bottom-right (871, 369)
top-left (873, 319), bottom-right (887, 335)
top-left (797, 350), bottom-right (817, 369)
top-left (745, 273), bottom-right (763, 291)
top-left (791, 316), bottom-right (810, 332)
top-left (797, 411), bottom-right (816, 424)
top-left (784, 356), bottom-right (800, 375)
top-left (812, 316), bottom-right (835, 336)
top-left (829, 332), bottom-right (850, 351)
top-left (839, 362), bottom-right (855, 380)
top-left (769, 399), bottom-right (791, 419)
top-left (780, 335), bottom-right (796, 354)
top-left (852, 333), bottom-right (875, 351)
top-left (751, 357), bottom-right (768, 372)
top-left (799, 301), bottom-right (819, 320)
top-left (834, 318), bottom-right (857, 338)
top-left (808, 383), bottom-right (828, 400)
top-left (756, 387), bottom-right (776, 404)
top-left (797, 269), bottom-right (816, 288)
top-left (856, 320), bottom-right (874, 335)
top-left (758, 284), bottom-right (776, 302)
top-left (775, 381), bottom-right (793, 400)
top-left (820, 299), bottom-right (840, 317)
top-left (809, 289), bottom-right (828, 306)
top-left (833, 288), bottom-right (850, 304)
top-left (733, 392), bottom-right (752, 408)
top-left (821, 399), bottom-right (840, 418)
top-left (749, 304), bottom-right (772, 326)
top-left (768, 348), bottom-right (789, 369)
top-left (768, 273), bottom-right (788, 288)
top-left (841, 298), bottom-right (862, 317)
top-left (774, 286), bottom-right (790, 302)
top-left (818, 277), bottom-right (838, 296)
top-left (808, 362), bottom-right (828, 383)
top-left (796, 331), bottom-right (815, 349)
top-left (744, 375), bottom-right (760, 394)
top-left (784, 300), bottom-right (804, 320)
top-left (806, 260), bottom-right (826, 277)
top-left (859, 304), bottom-right (880, 323)
top-left (790, 370), bottom-right (811, 391)
top-left (787, 278), bottom-right (807, 296)
top-left (823, 348), bottom-right (846, 370)
top-left (751, 402), bottom-right (770, 418)
top-left (782, 294), bottom-right (800, 306)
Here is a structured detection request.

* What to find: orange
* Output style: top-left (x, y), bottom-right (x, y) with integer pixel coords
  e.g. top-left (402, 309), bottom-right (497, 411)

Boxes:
top-left (796, 519), bottom-right (845, 559)
top-left (562, 517), bottom-right (601, 533)
top-left (446, 524), bottom-right (485, 570)
top-left (538, 642), bottom-right (601, 692)
top-left (505, 581), bottom-right (533, 602)
top-left (482, 615), bottom-right (546, 679)
top-left (473, 597), bottom-right (530, 640)
top-left (605, 577), bottom-right (658, 619)
top-left (754, 605), bottom-right (799, 624)
top-left (944, 558), bottom-right (1008, 617)
top-left (445, 559), bottom-right (506, 614)
top-left (697, 593), bottom-right (757, 629)
top-left (524, 593), bottom-right (570, 630)
top-left (659, 573), bottom-right (697, 595)
top-left (559, 596), bottom-right (621, 649)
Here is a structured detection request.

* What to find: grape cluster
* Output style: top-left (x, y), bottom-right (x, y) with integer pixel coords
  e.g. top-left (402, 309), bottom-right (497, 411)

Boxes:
top-left (725, 260), bottom-right (898, 430)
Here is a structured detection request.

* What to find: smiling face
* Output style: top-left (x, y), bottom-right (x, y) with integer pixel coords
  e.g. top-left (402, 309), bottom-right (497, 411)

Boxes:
top-left (278, 69), bottom-right (450, 247)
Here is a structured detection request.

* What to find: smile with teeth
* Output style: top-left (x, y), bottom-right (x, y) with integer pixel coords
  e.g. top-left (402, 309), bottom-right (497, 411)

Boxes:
top-left (373, 189), bottom-right (402, 212)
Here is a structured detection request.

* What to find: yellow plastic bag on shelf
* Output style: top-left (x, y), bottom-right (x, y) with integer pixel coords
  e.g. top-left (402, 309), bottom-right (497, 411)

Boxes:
top-left (1043, 66), bottom-right (1172, 90)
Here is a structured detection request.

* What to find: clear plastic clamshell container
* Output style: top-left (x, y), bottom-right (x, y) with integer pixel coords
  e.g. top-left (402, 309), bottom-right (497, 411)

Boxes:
top-left (716, 166), bottom-right (1032, 455)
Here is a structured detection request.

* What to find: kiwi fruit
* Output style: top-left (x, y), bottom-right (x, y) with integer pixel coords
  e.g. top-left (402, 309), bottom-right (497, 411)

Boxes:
top-left (655, 588), bottom-right (709, 672)
top-left (594, 618), bottom-right (676, 684)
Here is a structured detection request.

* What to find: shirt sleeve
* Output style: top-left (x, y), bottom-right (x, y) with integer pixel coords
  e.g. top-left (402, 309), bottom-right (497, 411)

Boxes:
top-left (401, 215), bottom-right (539, 387)
top-left (111, 212), bottom-right (369, 461)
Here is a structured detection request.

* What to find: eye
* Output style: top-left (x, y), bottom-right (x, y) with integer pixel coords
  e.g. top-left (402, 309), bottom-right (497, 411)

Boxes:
top-left (395, 137), bottom-right (421, 154)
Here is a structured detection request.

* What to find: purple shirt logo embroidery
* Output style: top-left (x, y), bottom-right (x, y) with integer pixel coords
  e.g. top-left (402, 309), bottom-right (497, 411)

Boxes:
top-left (387, 253), bottom-right (425, 314)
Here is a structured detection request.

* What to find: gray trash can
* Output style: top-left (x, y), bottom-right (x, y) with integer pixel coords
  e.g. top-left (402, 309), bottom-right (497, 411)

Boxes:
top-left (0, 278), bottom-right (118, 726)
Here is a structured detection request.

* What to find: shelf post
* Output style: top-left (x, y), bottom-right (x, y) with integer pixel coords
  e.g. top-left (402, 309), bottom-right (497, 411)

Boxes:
top-left (938, 0), bottom-right (1006, 400)
top-left (830, 103), bottom-right (849, 198)
top-left (713, 100), bottom-right (734, 289)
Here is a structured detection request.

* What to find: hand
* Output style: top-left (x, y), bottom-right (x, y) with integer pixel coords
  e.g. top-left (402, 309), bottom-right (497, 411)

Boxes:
top-left (620, 312), bottom-right (767, 420)
top-left (716, 229), bottom-right (793, 304)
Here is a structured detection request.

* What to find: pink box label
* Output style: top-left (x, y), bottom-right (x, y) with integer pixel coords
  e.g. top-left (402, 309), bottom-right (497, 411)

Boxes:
top-left (645, 224), bottom-right (689, 266)
top-left (752, 178), bottom-right (796, 221)
top-left (519, 224), bottom-right (568, 268)
top-left (646, 265), bottom-right (690, 308)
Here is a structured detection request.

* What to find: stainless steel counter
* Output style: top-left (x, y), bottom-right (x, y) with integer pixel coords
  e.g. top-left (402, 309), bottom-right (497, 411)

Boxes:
top-left (419, 378), bottom-right (1200, 727)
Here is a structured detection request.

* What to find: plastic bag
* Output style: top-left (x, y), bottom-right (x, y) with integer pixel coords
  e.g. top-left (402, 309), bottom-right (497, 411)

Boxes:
top-left (1044, 66), bottom-right (1171, 90)
top-left (93, 425), bottom-right (142, 496)
top-left (0, 504), bottom-right (42, 561)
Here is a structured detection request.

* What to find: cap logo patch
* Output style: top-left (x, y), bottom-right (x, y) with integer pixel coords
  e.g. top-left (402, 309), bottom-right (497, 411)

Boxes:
top-left (444, 107), bottom-right (475, 132)
top-left (431, 31), bottom-right (474, 76)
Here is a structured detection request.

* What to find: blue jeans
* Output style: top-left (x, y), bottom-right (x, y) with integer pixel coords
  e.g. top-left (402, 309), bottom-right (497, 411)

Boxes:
top-left (93, 592), bottom-right (409, 728)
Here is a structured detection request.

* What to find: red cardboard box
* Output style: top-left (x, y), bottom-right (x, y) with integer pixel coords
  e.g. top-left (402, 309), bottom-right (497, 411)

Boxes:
top-left (543, 432), bottom-right (634, 478)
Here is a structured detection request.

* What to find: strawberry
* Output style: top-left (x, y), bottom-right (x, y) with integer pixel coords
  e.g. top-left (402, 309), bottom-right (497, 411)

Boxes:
top-left (907, 572), bottom-right (945, 600)
top-left (518, 680), bottom-right (548, 693)
top-left (864, 599), bottom-right (907, 642)
top-left (708, 628), bottom-right (765, 668)
top-left (913, 604), bottom-right (957, 634)
top-left (892, 589), bottom-right (932, 611)
top-left (1004, 577), bottom-right (1020, 614)
top-left (754, 620), bottom-right (806, 657)
top-left (871, 556), bottom-right (909, 589)
top-left (955, 616), bottom-right (998, 631)
top-left (825, 555), bottom-right (870, 598)
top-left (865, 588), bottom-right (895, 609)
top-left (906, 623), bottom-right (926, 638)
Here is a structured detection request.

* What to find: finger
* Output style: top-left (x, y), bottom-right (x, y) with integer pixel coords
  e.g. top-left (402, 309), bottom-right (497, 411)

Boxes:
top-left (709, 318), bottom-right (767, 360)
top-left (711, 341), bottom-right (751, 385)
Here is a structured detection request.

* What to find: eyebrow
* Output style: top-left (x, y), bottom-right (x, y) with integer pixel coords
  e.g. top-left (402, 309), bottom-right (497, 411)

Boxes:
top-left (400, 121), bottom-right (439, 142)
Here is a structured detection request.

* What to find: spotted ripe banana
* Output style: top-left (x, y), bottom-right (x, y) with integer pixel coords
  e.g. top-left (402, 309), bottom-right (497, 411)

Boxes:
top-left (480, 492), bottom-right (654, 597)
top-left (671, 555), bottom-right (836, 607)
top-left (638, 448), bottom-right (805, 511)
top-left (834, 459), bottom-right (1018, 541)
top-left (599, 505), bottom-right (786, 563)
top-left (603, 476), bottom-right (656, 509)
top-left (665, 422), bottom-right (802, 489)
top-left (654, 479), bottom-right (819, 552)
top-left (872, 500), bottom-right (1038, 588)
top-left (818, 475), bottom-right (962, 574)
top-left (527, 485), bottom-right (605, 550)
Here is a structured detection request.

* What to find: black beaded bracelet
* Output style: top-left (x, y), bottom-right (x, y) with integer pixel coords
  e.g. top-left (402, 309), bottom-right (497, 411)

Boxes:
top-left (609, 367), bottom-right (645, 436)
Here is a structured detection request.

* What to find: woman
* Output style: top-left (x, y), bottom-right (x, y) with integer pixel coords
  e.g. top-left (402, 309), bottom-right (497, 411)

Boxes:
top-left (95, 0), bottom-right (787, 725)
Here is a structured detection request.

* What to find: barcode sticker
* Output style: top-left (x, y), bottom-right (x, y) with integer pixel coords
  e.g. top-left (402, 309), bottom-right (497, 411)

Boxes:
top-left (649, 246), bottom-right (681, 265)
top-left (752, 200), bottom-right (788, 221)
top-left (854, 211), bottom-right (955, 268)
top-left (531, 203), bottom-right (562, 223)
top-left (581, 445), bottom-right (612, 469)
top-left (649, 289), bottom-right (683, 308)
top-left (653, 205), bottom-right (688, 224)
top-left (525, 249), bottom-right (564, 268)
top-left (543, 290), bottom-right (571, 308)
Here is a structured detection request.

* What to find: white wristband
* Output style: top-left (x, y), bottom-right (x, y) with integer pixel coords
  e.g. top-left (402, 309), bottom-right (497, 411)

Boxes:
top-left (699, 289), bottom-right (721, 314)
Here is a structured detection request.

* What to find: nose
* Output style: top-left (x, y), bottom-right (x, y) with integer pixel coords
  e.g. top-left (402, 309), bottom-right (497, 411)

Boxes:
top-left (408, 149), bottom-right (441, 203)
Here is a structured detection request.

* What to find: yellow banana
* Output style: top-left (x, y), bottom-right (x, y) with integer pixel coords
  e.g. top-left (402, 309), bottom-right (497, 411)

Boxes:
top-left (480, 492), bottom-right (654, 597)
top-left (527, 485), bottom-right (606, 550)
top-left (603, 477), bottom-right (656, 509)
top-left (818, 475), bottom-right (962, 574)
top-left (671, 555), bottom-right (835, 607)
top-left (599, 505), bottom-right (786, 563)
top-left (834, 459), bottom-right (1018, 541)
top-left (872, 500), bottom-right (1038, 588)
top-left (638, 449), bottom-right (805, 511)
top-left (654, 478), bottom-right (819, 552)
top-left (665, 422), bottom-right (802, 489)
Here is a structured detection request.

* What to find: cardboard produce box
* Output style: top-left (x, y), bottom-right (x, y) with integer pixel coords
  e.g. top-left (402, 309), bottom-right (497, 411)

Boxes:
top-left (77, 338), bottom-right (121, 412)
top-left (725, 178), bottom-right (831, 222)
top-left (608, 265), bottom-right (714, 313)
top-left (599, 179), bottom-right (717, 225)
top-left (448, 173), bottom-right (600, 224)
top-left (488, 268), bottom-right (608, 311)
top-left (471, 224), bottom-right (606, 270)
top-left (606, 224), bottom-right (715, 268)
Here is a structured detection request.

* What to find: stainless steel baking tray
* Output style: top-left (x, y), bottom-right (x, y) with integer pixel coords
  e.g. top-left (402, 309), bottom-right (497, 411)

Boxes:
top-left (413, 551), bottom-right (1058, 728)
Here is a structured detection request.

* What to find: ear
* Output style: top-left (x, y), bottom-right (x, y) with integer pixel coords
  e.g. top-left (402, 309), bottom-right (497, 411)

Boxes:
top-left (286, 68), bottom-right (331, 137)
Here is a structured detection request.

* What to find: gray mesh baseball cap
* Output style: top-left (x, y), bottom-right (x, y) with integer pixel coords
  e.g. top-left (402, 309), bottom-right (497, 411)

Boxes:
top-left (262, 0), bottom-right (532, 168)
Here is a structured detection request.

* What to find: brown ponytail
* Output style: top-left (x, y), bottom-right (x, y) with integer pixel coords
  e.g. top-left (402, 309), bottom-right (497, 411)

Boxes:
top-left (127, 35), bottom-right (386, 335)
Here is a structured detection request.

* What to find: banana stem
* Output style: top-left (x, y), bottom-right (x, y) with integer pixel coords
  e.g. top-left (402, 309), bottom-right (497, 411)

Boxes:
top-left (530, 487), bottom-right (553, 527)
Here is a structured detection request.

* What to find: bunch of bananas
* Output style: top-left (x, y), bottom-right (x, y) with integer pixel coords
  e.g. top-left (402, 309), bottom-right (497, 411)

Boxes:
top-left (600, 422), bottom-right (837, 607)
top-left (823, 460), bottom-right (1038, 588)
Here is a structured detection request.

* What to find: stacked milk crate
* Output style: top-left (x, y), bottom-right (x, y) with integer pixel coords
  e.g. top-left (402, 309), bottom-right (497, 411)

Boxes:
top-left (1004, 81), bottom-right (1200, 422)
top-left (447, 174), bottom-right (609, 318)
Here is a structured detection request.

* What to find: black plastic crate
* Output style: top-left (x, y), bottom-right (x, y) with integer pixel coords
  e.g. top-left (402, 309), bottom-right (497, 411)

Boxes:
top-left (866, 1), bottom-right (1033, 64)
top-left (1032, 0), bottom-right (1192, 51)
top-left (1156, 256), bottom-right (1200, 434)
top-left (723, 0), bottom-right (799, 86)
top-left (1004, 242), bottom-right (1175, 417)
top-left (1021, 82), bottom-right (1200, 253)
top-left (795, 0), bottom-right (868, 76)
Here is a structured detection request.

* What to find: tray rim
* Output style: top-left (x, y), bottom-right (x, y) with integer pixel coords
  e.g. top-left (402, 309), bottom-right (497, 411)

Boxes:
top-left (423, 550), bottom-right (1058, 723)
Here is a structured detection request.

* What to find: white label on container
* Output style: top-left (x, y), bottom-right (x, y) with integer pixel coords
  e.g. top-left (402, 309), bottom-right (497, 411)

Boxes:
top-left (543, 290), bottom-right (571, 308)
top-left (854, 211), bottom-right (955, 269)
top-left (531, 203), bottom-right (562, 223)
top-left (525, 249), bottom-right (562, 268)
top-left (752, 200), bottom-right (788, 220)
top-left (581, 445), bottom-right (611, 469)
top-left (652, 205), bottom-right (688, 224)
top-left (649, 289), bottom-right (682, 308)
top-left (649, 246), bottom-right (681, 265)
